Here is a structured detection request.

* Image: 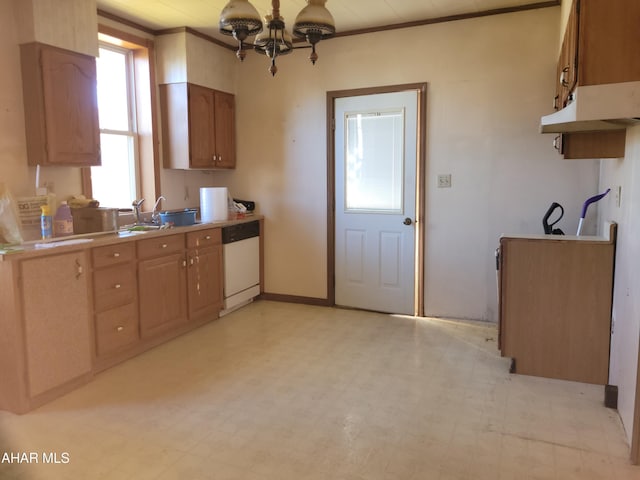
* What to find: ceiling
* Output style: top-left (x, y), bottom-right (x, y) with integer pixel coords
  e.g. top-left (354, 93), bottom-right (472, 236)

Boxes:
top-left (96, 0), bottom-right (558, 45)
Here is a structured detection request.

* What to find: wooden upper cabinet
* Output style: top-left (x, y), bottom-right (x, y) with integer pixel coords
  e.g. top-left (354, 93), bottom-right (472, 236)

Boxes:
top-left (553, 0), bottom-right (640, 159)
top-left (213, 90), bottom-right (236, 169)
top-left (188, 83), bottom-right (217, 168)
top-left (160, 82), bottom-right (236, 170)
top-left (556, 0), bottom-right (640, 106)
top-left (20, 42), bottom-right (101, 166)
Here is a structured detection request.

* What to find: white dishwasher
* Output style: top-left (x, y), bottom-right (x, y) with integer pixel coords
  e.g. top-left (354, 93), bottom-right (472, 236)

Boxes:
top-left (220, 220), bottom-right (260, 316)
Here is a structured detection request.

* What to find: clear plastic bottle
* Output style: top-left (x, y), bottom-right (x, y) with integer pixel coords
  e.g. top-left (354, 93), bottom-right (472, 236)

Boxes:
top-left (53, 201), bottom-right (74, 237)
top-left (40, 205), bottom-right (53, 239)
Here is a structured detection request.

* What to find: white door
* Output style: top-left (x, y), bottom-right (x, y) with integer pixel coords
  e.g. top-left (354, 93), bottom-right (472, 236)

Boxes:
top-left (334, 91), bottom-right (418, 315)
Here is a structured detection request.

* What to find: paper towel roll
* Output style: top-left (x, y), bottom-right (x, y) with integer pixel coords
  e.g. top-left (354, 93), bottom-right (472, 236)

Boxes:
top-left (200, 187), bottom-right (228, 223)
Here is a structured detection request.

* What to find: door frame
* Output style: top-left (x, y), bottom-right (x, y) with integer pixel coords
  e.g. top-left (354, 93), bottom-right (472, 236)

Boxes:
top-left (326, 83), bottom-right (428, 316)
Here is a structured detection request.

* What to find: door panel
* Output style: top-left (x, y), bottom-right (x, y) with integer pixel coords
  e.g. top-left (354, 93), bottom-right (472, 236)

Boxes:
top-left (335, 91), bottom-right (417, 314)
top-left (345, 229), bottom-right (366, 283)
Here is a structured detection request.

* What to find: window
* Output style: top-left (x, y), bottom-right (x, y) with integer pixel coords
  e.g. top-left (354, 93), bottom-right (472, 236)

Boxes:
top-left (92, 43), bottom-right (138, 208)
top-left (85, 26), bottom-right (159, 210)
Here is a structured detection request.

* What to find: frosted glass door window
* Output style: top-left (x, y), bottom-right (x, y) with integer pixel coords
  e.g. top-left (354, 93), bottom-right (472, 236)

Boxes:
top-left (344, 110), bottom-right (405, 213)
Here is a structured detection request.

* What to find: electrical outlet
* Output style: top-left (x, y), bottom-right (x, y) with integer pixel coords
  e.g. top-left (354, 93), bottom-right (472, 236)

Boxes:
top-left (437, 174), bottom-right (452, 188)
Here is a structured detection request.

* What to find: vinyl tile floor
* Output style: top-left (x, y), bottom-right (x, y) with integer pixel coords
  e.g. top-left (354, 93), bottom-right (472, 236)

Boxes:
top-left (0, 301), bottom-right (637, 480)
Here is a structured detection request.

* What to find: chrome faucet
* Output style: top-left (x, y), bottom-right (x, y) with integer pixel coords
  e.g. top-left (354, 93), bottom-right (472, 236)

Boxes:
top-left (132, 198), bottom-right (145, 224)
top-left (151, 196), bottom-right (166, 224)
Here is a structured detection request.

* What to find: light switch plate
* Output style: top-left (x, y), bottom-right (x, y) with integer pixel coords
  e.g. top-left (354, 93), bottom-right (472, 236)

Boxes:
top-left (437, 174), bottom-right (452, 188)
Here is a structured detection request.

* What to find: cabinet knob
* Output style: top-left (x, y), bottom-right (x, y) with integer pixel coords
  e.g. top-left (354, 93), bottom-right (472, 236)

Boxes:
top-left (212, 154), bottom-right (217, 162)
top-left (219, 155), bottom-right (222, 162)
top-left (114, 283), bottom-right (121, 289)
top-left (113, 252), bottom-right (120, 258)
top-left (182, 259), bottom-right (187, 268)
top-left (161, 243), bottom-right (168, 249)
top-left (204, 235), bottom-right (211, 240)
top-left (116, 326), bottom-right (124, 332)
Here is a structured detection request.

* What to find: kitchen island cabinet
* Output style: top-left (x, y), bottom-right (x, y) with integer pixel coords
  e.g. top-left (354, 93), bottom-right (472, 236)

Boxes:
top-left (498, 223), bottom-right (616, 385)
top-left (20, 42), bottom-right (101, 166)
top-left (0, 250), bottom-right (92, 413)
top-left (160, 82), bottom-right (236, 170)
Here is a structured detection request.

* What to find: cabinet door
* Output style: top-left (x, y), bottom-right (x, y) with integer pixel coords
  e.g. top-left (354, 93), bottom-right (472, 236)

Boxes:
top-left (560, 130), bottom-right (626, 159)
top-left (556, 1), bottom-right (578, 109)
top-left (138, 252), bottom-right (187, 339)
top-left (40, 46), bottom-right (101, 166)
top-left (187, 245), bottom-right (223, 320)
top-left (578, 0), bottom-right (640, 86)
top-left (188, 83), bottom-right (216, 168)
top-left (213, 90), bottom-right (236, 169)
top-left (21, 252), bottom-right (92, 397)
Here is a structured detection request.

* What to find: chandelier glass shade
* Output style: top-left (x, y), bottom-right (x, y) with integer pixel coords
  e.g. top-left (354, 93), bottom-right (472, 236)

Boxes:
top-left (219, 0), bottom-right (335, 76)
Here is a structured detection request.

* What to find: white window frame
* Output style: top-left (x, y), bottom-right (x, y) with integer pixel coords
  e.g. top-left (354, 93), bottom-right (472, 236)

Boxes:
top-left (92, 41), bottom-right (141, 208)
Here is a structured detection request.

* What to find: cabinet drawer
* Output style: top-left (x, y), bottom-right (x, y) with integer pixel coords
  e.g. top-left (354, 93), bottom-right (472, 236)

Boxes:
top-left (137, 234), bottom-right (184, 260)
top-left (93, 264), bottom-right (136, 312)
top-left (95, 303), bottom-right (139, 356)
top-left (92, 243), bottom-right (135, 269)
top-left (186, 228), bottom-right (221, 249)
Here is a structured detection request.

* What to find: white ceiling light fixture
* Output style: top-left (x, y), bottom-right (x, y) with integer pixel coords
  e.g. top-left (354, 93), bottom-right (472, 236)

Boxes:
top-left (219, 0), bottom-right (336, 76)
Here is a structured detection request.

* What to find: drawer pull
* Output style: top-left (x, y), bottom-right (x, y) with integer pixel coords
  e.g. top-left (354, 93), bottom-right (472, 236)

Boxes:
top-left (205, 235), bottom-right (211, 240)
top-left (161, 243), bottom-right (168, 249)
top-left (114, 284), bottom-right (121, 289)
top-left (113, 252), bottom-right (120, 258)
top-left (116, 326), bottom-right (124, 332)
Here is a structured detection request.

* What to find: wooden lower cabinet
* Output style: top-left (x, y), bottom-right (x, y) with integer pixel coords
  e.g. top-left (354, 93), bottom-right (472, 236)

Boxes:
top-left (22, 252), bottom-right (93, 397)
top-left (95, 303), bottom-right (139, 357)
top-left (91, 243), bottom-right (139, 359)
top-left (137, 234), bottom-right (188, 339)
top-left (0, 250), bottom-right (93, 412)
top-left (498, 224), bottom-right (616, 385)
top-left (0, 226), bottom-right (228, 413)
top-left (187, 228), bottom-right (223, 321)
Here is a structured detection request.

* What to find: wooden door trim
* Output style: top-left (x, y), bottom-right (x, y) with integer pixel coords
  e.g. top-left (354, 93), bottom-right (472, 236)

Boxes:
top-left (326, 83), bottom-right (427, 315)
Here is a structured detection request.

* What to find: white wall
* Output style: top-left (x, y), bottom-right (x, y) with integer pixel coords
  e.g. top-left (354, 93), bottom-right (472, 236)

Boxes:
top-left (598, 128), bottom-right (640, 444)
top-left (0, 0), bottom-right (96, 230)
top-left (0, 4), bottom-right (601, 319)
top-left (224, 6), bottom-right (600, 318)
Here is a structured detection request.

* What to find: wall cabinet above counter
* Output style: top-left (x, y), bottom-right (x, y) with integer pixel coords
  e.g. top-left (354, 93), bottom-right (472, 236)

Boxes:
top-left (20, 42), bottom-right (101, 167)
top-left (160, 82), bottom-right (236, 170)
top-left (542, 0), bottom-right (640, 159)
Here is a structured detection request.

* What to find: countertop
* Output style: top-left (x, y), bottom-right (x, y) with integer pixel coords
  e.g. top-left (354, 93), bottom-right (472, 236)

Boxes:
top-left (500, 221), bottom-right (616, 244)
top-left (0, 214), bottom-right (263, 261)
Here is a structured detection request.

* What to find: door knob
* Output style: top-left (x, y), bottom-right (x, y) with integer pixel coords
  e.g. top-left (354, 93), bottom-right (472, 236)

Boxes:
top-left (403, 218), bottom-right (413, 225)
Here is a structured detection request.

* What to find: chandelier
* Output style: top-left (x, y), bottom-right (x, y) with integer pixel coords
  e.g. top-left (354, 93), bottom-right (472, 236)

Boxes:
top-left (219, 0), bottom-right (336, 76)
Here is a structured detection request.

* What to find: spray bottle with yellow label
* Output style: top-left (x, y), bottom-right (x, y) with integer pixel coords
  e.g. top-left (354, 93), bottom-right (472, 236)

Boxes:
top-left (40, 204), bottom-right (52, 239)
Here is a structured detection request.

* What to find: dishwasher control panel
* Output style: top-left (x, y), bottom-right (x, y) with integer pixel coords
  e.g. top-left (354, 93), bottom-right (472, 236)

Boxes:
top-left (222, 220), bottom-right (259, 244)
